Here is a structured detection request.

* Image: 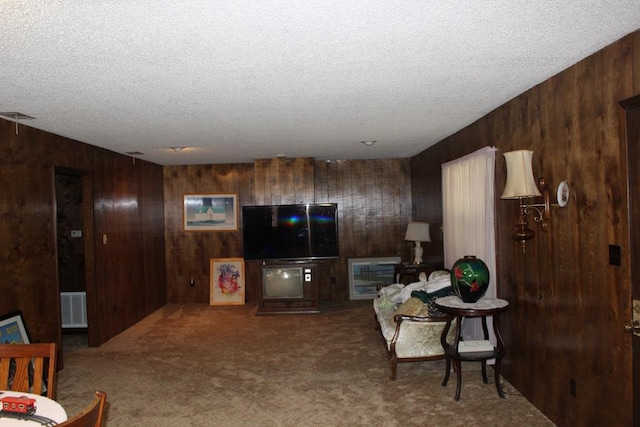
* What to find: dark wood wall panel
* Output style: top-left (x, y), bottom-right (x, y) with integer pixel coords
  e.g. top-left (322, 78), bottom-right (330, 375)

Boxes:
top-left (314, 159), bottom-right (411, 301)
top-left (163, 164), bottom-right (254, 303)
top-left (139, 161), bottom-right (168, 317)
top-left (164, 157), bottom-right (412, 303)
top-left (410, 31), bottom-right (639, 426)
top-left (0, 119), bottom-right (167, 349)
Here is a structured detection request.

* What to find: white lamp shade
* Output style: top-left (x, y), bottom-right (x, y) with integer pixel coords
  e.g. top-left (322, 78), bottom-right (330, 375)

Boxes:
top-left (405, 222), bottom-right (431, 242)
top-left (501, 150), bottom-right (542, 199)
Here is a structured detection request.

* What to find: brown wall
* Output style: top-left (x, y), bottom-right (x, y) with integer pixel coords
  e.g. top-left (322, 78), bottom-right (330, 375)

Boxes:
top-left (163, 158), bottom-right (412, 303)
top-left (411, 31), bottom-right (640, 426)
top-left (0, 119), bottom-right (167, 349)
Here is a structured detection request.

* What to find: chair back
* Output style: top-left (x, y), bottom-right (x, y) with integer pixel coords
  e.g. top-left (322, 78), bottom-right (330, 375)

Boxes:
top-left (60, 391), bottom-right (107, 427)
top-left (0, 342), bottom-right (57, 398)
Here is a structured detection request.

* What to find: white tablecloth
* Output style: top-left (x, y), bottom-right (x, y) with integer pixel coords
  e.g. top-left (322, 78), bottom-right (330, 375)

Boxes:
top-left (0, 390), bottom-right (67, 426)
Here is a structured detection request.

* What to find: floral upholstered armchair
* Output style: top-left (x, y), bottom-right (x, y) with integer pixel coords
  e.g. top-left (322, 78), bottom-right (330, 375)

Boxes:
top-left (373, 271), bottom-right (457, 380)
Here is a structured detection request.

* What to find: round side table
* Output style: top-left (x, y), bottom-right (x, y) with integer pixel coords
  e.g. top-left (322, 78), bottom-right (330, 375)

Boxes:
top-left (434, 295), bottom-right (509, 401)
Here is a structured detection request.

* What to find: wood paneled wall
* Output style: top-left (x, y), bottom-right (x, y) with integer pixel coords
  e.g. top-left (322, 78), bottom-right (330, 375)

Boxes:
top-left (0, 120), bottom-right (167, 348)
top-left (315, 159), bottom-right (412, 300)
top-left (411, 31), bottom-right (640, 426)
top-left (163, 157), bottom-right (412, 303)
top-left (163, 163), bottom-right (254, 302)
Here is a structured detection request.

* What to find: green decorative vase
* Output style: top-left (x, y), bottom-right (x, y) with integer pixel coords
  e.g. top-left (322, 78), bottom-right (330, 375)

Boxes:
top-left (450, 255), bottom-right (490, 303)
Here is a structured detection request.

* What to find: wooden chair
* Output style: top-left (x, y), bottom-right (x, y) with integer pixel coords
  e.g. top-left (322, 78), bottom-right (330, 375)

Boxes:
top-left (60, 391), bottom-right (107, 427)
top-left (0, 343), bottom-right (57, 399)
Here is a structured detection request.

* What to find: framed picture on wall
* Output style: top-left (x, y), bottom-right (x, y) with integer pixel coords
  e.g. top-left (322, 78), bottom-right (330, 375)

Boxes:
top-left (210, 258), bottom-right (245, 305)
top-left (183, 193), bottom-right (238, 231)
top-left (348, 256), bottom-right (401, 300)
top-left (0, 311), bottom-right (31, 344)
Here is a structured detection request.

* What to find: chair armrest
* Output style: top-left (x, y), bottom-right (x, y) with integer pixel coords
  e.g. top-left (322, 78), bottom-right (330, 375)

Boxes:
top-left (388, 313), bottom-right (453, 359)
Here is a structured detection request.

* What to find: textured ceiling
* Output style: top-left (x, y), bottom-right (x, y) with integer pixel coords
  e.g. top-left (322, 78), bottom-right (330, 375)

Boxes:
top-left (2, 2), bottom-right (639, 166)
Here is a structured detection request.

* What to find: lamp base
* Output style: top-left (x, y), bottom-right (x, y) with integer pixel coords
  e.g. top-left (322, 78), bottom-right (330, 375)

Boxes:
top-left (413, 241), bottom-right (424, 265)
top-left (511, 208), bottom-right (535, 253)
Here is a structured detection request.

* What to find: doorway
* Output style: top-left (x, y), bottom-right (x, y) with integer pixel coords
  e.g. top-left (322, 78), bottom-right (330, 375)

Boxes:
top-left (54, 167), bottom-right (96, 360)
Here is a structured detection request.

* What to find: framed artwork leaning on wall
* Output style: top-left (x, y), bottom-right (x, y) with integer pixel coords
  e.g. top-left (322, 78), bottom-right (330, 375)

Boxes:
top-left (0, 311), bottom-right (31, 344)
top-left (348, 257), bottom-right (401, 300)
top-left (210, 258), bottom-right (245, 305)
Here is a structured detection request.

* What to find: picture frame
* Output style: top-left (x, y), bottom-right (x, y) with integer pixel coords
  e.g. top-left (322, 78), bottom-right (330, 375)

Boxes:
top-left (0, 310), bottom-right (31, 344)
top-left (210, 258), bottom-right (245, 305)
top-left (183, 193), bottom-right (238, 231)
top-left (348, 256), bottom-right (401, 300)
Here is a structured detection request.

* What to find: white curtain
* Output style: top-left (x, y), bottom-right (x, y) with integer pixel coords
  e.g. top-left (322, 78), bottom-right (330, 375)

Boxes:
top-left (442, 146), bottom-right (497, 342)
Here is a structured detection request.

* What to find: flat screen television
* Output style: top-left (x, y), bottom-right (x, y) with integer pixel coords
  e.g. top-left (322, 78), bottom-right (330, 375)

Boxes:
top-left (242, 203), bottom-right (339, 261)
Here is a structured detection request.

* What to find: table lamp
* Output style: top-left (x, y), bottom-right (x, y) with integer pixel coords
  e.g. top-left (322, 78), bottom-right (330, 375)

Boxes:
top-left (405, 222), bottom-right (431, 264)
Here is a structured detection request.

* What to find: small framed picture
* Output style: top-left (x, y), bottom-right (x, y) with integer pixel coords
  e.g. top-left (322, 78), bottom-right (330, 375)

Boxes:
top-left (0, 311), bottom-right (31, 344)
top-left (348, 257), bottom-right (400, 300)
top-left (183, 193), bottom-right (238, 231)
top-left (210, 258), bottom-right (245, 305)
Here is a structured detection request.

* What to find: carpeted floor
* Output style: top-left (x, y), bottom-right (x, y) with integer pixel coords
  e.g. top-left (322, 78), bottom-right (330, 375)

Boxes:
top-left (57, 302), bottom-right (555, 426)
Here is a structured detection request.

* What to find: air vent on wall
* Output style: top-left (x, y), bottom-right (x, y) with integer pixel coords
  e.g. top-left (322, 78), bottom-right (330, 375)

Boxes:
top-left (0, 112), bottom-right (35, 120)
top-left (0, 112), bottom-right (36, 134)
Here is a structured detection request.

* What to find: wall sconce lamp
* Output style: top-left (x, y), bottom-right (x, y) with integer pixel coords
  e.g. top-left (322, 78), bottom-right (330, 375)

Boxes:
top-left (501, 150), bottom-right (570, 253)
top-left (405, 222), bottom-right (431, 264)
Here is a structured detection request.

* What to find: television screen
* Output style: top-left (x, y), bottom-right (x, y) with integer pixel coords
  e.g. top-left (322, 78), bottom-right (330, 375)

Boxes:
top-left (262, 267), bottom-right (304, 298)
top-left (242, 203), bottom-right (339, 261)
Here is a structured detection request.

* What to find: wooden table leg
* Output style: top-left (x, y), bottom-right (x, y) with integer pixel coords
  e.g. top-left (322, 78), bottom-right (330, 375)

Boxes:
top-left (454, 357), bottom-right (462, 401)
top-left (493, 314), bottom-right (506, 398)
top-left (440, 315), bottom-right (453, 387)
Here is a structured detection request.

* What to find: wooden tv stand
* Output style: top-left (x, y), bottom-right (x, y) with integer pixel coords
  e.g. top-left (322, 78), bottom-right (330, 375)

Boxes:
top-left (256, 262), bottom-right (320, 315)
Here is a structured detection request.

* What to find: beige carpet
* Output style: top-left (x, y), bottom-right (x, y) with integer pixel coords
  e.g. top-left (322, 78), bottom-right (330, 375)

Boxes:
top-left (57, 302), bottom-right (555, 426)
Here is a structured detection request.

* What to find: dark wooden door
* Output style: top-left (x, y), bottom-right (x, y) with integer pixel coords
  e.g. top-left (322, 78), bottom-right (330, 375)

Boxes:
top-left (621, 96), bottom-right (640, 425)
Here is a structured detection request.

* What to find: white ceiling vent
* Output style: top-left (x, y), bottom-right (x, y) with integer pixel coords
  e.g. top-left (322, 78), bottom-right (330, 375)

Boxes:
top-left (0, 112), bottom-right (35, 121)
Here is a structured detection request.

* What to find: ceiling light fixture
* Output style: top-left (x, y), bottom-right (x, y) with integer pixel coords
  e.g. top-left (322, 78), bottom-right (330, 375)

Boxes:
top-left (171, 147), bottom-right (186, 152)
top-left (361, 140), bottom-right (376, 147)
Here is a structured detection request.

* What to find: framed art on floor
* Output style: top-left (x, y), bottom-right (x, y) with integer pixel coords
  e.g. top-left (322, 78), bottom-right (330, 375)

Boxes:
top-left (183, 193), bottom-right (238, 231)
top-left (210, 258), bottom-right (245, 305)
top-left (348, 256), bottom-right (401, 300)
top-left (0, 310), bottom-right (31, 344)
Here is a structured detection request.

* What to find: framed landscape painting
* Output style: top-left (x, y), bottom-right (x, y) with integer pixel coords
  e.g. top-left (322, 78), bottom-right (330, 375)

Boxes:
top-left (183, 193), bottom-right (238, 231)
top-left (0, 311), bottom-right (31, 344)
top-left (210, 258), bottom-right (245, 305)
top-left (348, 256), bottom-right (400, 300)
